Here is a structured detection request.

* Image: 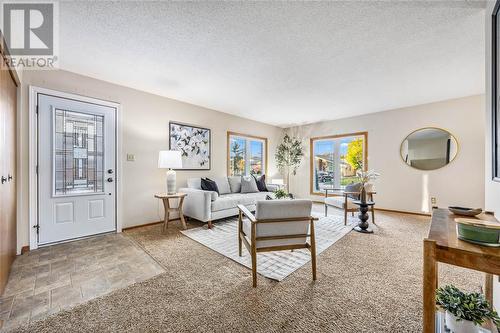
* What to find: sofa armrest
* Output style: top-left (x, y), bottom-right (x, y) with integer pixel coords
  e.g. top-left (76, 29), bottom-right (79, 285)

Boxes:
top-left (178, 188), bottom-right (217, 222)
top-left (266, 184), bottom-right (279, 192)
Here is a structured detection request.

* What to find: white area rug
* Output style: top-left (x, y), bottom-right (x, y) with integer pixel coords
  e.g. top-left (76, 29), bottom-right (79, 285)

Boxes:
top-left (181, 214), bottom-right (356, 281)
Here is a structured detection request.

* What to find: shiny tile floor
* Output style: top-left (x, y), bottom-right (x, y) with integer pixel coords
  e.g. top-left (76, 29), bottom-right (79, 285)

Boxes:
top-left (0, 233), bottom-right (164, 331)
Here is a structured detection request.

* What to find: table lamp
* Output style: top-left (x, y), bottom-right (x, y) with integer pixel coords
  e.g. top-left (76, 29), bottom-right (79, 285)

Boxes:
top-left (158, 150), bottom-right (182, 194)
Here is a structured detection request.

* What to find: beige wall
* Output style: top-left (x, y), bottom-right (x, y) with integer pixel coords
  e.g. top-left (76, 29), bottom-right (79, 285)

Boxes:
top-left (286, 95), bottom-right (485, 214)
top-left (18, 70), bottom-right (283, 252)
top-left (485, 0), bottom-right (500, 310)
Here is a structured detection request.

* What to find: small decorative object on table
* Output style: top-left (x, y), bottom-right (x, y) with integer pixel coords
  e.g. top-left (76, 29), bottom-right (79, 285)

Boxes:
top-left (154, 193), bottom-right (188, 231)
top-left (436, 285), bottom-right (500, 333)
top-left (449, 206), bottom-right (483, 217)
top-left (455, 218), bottom-right (500, 247)
top-left (273, 188), bottom-right (292, 200)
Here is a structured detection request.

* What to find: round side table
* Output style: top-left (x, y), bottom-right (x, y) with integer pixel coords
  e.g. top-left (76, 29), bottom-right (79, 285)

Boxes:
top-left (352, 200), bottom-right (375, 234)
top-left (154, 193), bottom-right (187, 231)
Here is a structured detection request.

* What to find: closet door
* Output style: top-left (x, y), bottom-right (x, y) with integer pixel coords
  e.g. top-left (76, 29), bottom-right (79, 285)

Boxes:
top-left (0, 52), bottom-right (17, 295)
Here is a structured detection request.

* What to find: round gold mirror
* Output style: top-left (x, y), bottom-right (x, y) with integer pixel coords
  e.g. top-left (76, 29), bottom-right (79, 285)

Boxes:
top-left (400, 127), bottom-right (458, 170)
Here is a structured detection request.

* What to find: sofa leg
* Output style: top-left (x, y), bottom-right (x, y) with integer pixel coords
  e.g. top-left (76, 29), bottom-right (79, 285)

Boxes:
top-left (207, 220), bottom-right (213, 229)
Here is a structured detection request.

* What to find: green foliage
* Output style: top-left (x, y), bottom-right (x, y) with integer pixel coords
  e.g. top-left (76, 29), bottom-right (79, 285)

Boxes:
top-left (275, 134), bottom-right (303, 176)
top-left (436, 285), bottom-right (500, 326)
top-left (274, 188), bottom-right (289, 199)
top-left (345, 138), bottom-right (363, 171)
top-left (231, 140), bottom-right (244, 174)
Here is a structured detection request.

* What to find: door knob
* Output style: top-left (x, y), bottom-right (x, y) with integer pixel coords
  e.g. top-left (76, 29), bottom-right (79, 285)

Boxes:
top-left (1, 176), bottom-right (6, 184)
top-left (8, 174), bottom-right (12, 181)
top-left (107, 177), bottom-right (113, 183)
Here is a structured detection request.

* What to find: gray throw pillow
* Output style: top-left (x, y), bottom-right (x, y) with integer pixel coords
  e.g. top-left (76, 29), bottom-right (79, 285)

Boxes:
top-left (213, 177), bottom-right (231, 195)
top-left (345, 182), bottom-right (362, 199)
top-left (241, 176), bottom-right (259, 193)
top-left (228, 176), bottom-right (242, 193)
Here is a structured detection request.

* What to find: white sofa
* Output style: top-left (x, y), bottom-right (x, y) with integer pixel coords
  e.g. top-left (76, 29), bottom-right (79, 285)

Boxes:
top-left (179, 177), bottom-right (278, 228)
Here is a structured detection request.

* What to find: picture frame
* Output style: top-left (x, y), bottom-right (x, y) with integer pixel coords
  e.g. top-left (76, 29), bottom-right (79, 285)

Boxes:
top-left (169, 121), bottom-right (211, 170)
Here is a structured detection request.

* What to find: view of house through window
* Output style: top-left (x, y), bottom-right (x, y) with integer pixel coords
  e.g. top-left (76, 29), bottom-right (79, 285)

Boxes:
top-left (311, 133), bottom-right (367, 193)
top-left (228, 133), bottom-right (267, 176)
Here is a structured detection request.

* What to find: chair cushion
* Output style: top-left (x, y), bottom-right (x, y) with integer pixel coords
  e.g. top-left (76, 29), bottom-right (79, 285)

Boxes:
top-left (241, 176), bottom-right (259, 193)
top-left (325, 196), bottom-right (357, 210)
top-left (228, 176), bottom-right (242, 193)
top-left (242, 218), bottom-right (309, 249)
top-left (213, 177), bottom-right (231, 195)
top-left (344, 182), bottom-right (362, 199)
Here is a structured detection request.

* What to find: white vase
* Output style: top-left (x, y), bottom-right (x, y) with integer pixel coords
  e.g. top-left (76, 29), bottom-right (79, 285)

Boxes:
top-left (445, 311), bottom-right (478, 333)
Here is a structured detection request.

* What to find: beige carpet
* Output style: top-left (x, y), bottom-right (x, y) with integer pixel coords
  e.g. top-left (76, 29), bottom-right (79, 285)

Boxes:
top-left (9, 210), bottom-right (483, 332)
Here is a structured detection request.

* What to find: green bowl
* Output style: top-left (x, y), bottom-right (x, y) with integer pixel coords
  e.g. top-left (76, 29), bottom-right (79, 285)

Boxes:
top-left (456, 223), bottom-right (500, 247)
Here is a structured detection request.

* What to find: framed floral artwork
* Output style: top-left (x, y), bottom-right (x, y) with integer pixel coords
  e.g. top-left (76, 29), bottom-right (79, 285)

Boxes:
top-left (169, 122), bottom-right (211, 170)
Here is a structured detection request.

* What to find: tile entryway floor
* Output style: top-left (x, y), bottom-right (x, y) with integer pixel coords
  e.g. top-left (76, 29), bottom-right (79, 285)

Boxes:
top-left (0, 233), bottom-right (164, 331)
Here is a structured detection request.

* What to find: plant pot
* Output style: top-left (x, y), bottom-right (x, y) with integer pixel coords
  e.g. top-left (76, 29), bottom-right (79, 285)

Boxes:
top-left (445, 311), bottom-right (478, 333)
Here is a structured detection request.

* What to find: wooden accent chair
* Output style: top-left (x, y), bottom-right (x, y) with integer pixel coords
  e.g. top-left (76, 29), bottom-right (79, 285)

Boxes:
top-left (237, 200), bottom-right (318, 287)
top-left (324, 183), bottom-right (376, 225)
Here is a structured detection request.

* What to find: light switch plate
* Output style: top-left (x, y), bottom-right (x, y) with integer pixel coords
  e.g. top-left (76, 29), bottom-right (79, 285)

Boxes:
top-left (126, 154), bottom-right (135, 161)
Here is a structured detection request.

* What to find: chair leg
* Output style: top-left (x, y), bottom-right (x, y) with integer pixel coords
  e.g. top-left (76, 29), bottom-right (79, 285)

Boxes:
top-left (238, 212), bottom-right (243, 256)
top-left (251, 223), bottom-right (257, 287)
top-left (310, 219), bottom-right (317, 281)
top-left (344, 209), bottom-right (348, 226)
top-left (324, 204), bottom-right (328, 217)
top-left (351, 211), bottom-right (354, 217)
top-left (251, 249), bottom-right (257, 287)
top-left (371, 206), bottom-right (376, 225)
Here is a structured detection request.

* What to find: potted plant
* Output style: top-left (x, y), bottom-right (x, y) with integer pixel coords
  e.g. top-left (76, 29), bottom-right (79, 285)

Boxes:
top-left (273, 188), bottom-right (290, 200)
top-left (436, 285), bottom-right (500, 333)
top-left (275, 134), bottom-right (303, 193)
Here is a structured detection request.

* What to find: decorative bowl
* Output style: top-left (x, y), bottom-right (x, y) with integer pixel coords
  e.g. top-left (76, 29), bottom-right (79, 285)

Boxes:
top-left (448, 206), bottom-right (483, 217)
top-left (455, 218), bottom-right (500, 247)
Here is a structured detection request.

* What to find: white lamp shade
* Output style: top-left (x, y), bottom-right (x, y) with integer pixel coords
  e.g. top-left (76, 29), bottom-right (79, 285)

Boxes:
top-left (158, 150), bottom-right (182, 169)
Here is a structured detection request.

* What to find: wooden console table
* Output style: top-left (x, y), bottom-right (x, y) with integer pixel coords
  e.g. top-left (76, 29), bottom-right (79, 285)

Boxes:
top-left (423, 208), bottom-right (500, 332)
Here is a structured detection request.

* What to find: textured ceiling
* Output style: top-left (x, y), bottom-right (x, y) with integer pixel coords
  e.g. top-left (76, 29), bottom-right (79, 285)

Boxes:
top-left (59, 1), bottom-right (486, 127)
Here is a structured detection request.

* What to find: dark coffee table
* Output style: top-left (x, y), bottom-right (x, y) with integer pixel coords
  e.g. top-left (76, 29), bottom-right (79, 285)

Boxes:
top-left (353, 200), bottom-right (375, 233)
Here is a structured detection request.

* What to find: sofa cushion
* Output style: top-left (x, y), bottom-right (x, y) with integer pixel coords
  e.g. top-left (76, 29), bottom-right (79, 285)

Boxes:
top-left (241, 176), bottom-right (259, 193)
top-left (325, 196), bottom-right (357, 210)
top-left (201, 178), bottom-right (219, 194)
top-left (211, 192), bottom-right (272, 212)
top-left (253, 174), bottom-right (268, 192)
top-left (187, 178), bottom-right (202, 189)
top-left (228, 176), bottom-right (242, 193)
top-left (213, 177), bottom-right (231, 195)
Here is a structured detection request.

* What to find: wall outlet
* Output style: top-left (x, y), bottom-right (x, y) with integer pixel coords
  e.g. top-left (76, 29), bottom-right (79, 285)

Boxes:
top-left (126, 154), bottom-right (135, 161)
top-left (430, 197), bottom-right (437, 205)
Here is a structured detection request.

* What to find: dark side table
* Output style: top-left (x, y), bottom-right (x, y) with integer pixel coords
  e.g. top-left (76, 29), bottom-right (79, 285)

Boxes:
top-left (352, 200), bottom-right (375, 233)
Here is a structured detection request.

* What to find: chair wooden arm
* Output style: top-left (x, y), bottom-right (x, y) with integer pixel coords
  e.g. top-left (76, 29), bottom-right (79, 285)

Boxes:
top-left (237, 204), bottom-right (256, 223)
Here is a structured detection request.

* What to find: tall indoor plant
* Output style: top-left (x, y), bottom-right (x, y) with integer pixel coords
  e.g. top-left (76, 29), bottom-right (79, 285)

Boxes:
top-left (275, 134), bottom-right (303, 192)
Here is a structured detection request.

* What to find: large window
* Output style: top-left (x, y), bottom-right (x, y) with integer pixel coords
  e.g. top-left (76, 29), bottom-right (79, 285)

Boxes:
top-left (310, 132), bottom-right (367, 194)
top-left (227, 132), bottom-right (267, 176)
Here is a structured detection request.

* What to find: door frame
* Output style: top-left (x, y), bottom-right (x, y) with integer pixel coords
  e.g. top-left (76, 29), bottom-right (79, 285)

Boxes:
top-left (29, 86), bottom-right (123, 250)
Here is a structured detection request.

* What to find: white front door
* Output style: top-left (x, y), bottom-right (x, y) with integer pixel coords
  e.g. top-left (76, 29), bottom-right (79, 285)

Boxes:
top-left (37, 93), bottom-right (116, 245)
